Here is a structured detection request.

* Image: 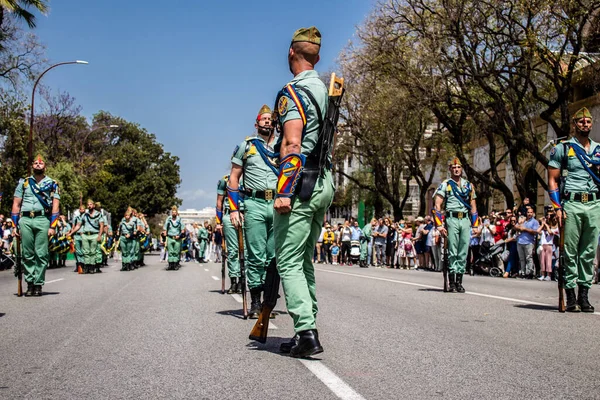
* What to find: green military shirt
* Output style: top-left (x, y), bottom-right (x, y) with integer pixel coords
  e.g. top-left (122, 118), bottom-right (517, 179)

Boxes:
top-left (362, 223), bottom-right (372, 240)
top-left (217, 176), bottom-right (229, 211)
top-left (119, 218), bottom-right (137, 236)
top-left (277, 69), bottom-right (329, 159)
top-left (14, 175), bottom-right (60, 212)
top-left (231, 136), bottom-right (278, 191)
top-left (548, 137), bottom-right (600, 193)
top-left (81, 210), bottom-right (105, 234)
top-left (197, 226), bottom-right (208, 241)
top-left (434, 178), bottom-right (477, 213)
top-left (73, 214), bottom-right (83, 236)
top-left (163, 216), bottom-right (183, 237)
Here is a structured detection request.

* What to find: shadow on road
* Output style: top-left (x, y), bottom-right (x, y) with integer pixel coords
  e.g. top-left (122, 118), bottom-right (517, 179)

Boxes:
top-left (514, 303), bottom-right (557, 312)
top-left (418, 288), bottom-right (445, 293)
top-left (0, 313), bottom-right (5, 318)
top-left (247, 337), bottom-right (323, 360)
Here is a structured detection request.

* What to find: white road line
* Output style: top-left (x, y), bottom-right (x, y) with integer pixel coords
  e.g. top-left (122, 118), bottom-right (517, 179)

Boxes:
top-left (299, 360), bottom-right (366, 400)
top-left (204, 268), bottom-right (209, 272)
top-left (211, 276), bottom-right (220, 281)
top-left (269, 322), bottom-right (278, 330)
top-left (316, 268), bottom-right (565, 308)
top-left (232, 294), bottom-right (243, 303)
top-left (45, 278), bottom-right (64, 284)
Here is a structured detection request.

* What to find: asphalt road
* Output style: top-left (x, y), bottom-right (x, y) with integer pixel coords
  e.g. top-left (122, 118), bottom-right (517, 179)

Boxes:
top-left (1, 256), bottom-right (599, 399)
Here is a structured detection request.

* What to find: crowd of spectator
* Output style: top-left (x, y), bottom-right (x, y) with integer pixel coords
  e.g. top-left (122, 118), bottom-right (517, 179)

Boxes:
top-left (317, 197), bottom-right (600, 285)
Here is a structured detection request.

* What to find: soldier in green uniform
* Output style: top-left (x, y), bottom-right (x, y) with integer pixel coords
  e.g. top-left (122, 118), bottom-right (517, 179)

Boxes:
top-left (216, 175), bottom-right (242, 294)
top-left (163, 206), bottom-right (184, 270)
top-left (69, 199), bottom-right (105, 274)
top-left (72, 205), bottom-right (86, 273)
top-left (197, 221), bottom-right (209, 263)
top-left (117, 207), bottom-right (137, 271)
top-left (273, 27), bottom-right (334, 357)
top-left (228, 104), bottom-right (279, 318)
top-left (433, 157), bottom-right (478, 293)
top-left (11, 155), bottom-right (61, 296)
top-left (58, 214), bottom-right (71, 268)
top-left (137, 213), bottom-right (149, 267)
top-left (548, 107), bottom-right (600, 313)
top-left (359, 219), bottom-right (373, 268)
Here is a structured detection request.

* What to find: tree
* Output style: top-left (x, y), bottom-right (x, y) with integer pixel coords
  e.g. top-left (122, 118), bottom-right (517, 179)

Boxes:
top-left (0, 0), bottom-right (48, 29)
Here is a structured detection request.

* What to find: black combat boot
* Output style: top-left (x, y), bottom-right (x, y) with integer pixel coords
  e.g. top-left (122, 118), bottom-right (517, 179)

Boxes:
top-left (290, 329), bottom-right (323, 358)
top-left (24, 282), bottom-right (34, 297)
top-left (33, 285), bottom-right (42, 297)
top-left (448, 274), bottom-right (457, 293)
top-left (95, 264), bottom-right (102, 273)
top-left (578, 286), bottom-right (595, 313)
top-left (88, 264), bottom-right (95, 274)
top-left (249, 289), bottom-right (262, 319)
top-left (455, 274), bottom-right (465, 293)
top-left (120, 263), bottom-right (128, 272)
top-left (280, 334), bottom-right (299, 353)
top-left (565, 288), bottom-right (581, 312)
top-left (227, 278), bottom-right (238, 294)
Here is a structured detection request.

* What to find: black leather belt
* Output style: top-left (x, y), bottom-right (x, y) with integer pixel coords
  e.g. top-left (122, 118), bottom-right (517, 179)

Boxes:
top-left (447, 211), bottom-right (468, 219)
top-left (566, 192), bottom-right (598, 203)
top-left (242, 188), bottom-right (275, 201)
top-left (21, 210), bottom-right (47, 218)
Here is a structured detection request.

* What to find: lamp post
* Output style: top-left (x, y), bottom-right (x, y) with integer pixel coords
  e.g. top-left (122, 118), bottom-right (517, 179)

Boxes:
top-left (28, 60), bottom-right (88, 174)
top-left (80, 124), bottom-right (119, 167)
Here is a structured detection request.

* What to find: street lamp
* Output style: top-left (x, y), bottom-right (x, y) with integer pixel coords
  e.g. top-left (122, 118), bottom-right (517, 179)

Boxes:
top-left (28, 60), bottom-right (88, 174)
top-left (79, 124), bottom-right (119, 167)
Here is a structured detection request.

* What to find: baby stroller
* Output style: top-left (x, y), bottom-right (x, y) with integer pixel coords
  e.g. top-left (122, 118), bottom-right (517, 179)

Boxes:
top-left (350, 240), bottom-right (361, 264)
top-left (471, 240), bottom-right (505, 277)
top-left (0, 251), bottom-right (15, 271)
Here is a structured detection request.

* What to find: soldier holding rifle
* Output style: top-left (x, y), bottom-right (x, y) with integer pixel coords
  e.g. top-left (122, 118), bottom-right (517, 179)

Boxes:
top-left (272, 27), bottom-right (334, 358)
top-left (433, 157), bottom-right (478, 293)
top-left (11, 155), bottom-right (61, 296)
top-left (548, 107), bottom-right (600, 313)
top-left (227, 104), bottom-right (278, 319)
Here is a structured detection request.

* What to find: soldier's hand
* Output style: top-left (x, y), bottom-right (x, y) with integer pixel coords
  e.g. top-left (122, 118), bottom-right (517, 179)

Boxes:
top-left (96, 235), bottom-right (102, 243)
top-left (437, 226), bottom-right (447, 237)
top-left (557, 209), bottom-right (566, 227)
top-left (48, 228), bottom-right (55, 237)
top-left (230, 211), bottom-right (244, 228)
top-left (274, 197), bottom-right (292, 214)
top-left (13, 230), bottom-right (20, 239)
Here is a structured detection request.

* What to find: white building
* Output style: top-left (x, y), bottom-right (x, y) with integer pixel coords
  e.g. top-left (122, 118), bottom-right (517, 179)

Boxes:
top-left (178, 207), bottom-right (215, 225)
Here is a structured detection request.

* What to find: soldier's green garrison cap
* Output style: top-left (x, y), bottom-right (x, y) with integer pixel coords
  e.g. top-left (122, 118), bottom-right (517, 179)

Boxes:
top-left (291, 26), bottom-right (321, 46)
top-left (573, 107), bottom-right (593, 122)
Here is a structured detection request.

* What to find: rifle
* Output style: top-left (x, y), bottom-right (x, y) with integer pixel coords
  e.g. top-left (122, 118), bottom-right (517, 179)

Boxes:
top-left (557, 221), bottom-right (566, 313)
top-left (15, 234), bottom-right (23, 296)
top-left (249, 258), bottom-right (279, 343)
top-left (221, 239), bottom-right (227, 294)
top-left (237, 226), bottom-right (248, 319)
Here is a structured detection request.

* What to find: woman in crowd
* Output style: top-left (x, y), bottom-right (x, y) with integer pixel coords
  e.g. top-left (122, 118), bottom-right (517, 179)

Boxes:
top-left (537, 211), bottom-right (558, 281)
top-left (396, 220), bottom-right (415, 269)
top-left (502, 216), bottom-right (520, 278)
top-left (385, 218), bottom-right (396, 267)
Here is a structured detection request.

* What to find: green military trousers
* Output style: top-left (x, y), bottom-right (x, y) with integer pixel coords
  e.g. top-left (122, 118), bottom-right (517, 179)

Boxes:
top-left (244, 196), bottom-right (275, 291)
top-left (199, 239), bottom-right (207, 260)
top-left (223, 212), bottom-right (240, 278)
top-left (20, 215), bottom-right (50, 285)
top-left (274, 170), bottom-right (334, 333)
top-left (563, 199), bottom-right (600, 289)
top-left (360, 238), bottom-right (369, 261)
top-left (120, 237), bottom-right (134, 263)
top-left (446, 215), bottom-right (470, 275)
top-left (82, 233), bottom-right (99, 265)
top-left (96, 239), bottom-right (103, 265)
top-left (132, 236), bottom-right (140, 263)
top-left (166, 236), bottom-right (181, 262)
top-left (74, 234), bottom-right (83, 263)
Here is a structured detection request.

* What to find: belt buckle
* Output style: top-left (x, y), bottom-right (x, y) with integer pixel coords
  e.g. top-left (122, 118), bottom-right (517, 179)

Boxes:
top-left (265, 190), bottom-right (273, 201)
top-left (457, 212), bottom-right (464, 219)
top-left (582, 193), bottom-right (589, 203)
top-left (29, 211), bottom-right (35, 218)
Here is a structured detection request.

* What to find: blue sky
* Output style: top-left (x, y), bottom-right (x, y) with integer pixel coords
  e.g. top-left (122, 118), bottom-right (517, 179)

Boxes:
top-left (33, 0), bottom-right (374, 210)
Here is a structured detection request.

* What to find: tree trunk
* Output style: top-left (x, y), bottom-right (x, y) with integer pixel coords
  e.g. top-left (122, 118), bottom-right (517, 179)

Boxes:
top-left (398, 175), bottom-right (411, 219)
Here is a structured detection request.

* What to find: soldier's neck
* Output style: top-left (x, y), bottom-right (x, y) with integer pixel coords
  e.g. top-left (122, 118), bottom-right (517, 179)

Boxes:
top-left (451, 176), bottom-right (461, 183)
top-left (575, 132), bottom-right (591, 149)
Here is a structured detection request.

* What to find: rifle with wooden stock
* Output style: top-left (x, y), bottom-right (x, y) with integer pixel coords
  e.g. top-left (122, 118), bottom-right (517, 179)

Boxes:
top-left (15, 233), bottom-right (23, 296)
top-left (249, 258), bottom-right (279, 343)
top-left (557, 221), bottom-right (566, 313)
top-left (237, 226), bottom-right (248, 319)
